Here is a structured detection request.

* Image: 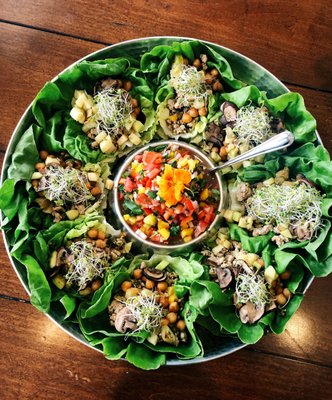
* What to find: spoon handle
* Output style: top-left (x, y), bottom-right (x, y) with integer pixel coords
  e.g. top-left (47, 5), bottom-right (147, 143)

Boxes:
top-left (209, 131), bottom-right (294, 174)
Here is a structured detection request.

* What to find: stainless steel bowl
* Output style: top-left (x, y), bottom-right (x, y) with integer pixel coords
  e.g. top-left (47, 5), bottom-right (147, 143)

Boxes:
top-left (113, 140), bottom-right (225, 252)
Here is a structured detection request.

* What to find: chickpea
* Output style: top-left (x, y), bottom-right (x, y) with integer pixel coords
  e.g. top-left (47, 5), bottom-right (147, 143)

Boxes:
top-left (280, 270), bottom-right (291, 280)
top-left (117, 79), bottom-right (123, 88)
top-left (276, 286), bottom-right (283, 295)
top-left (212, 146), bottom-right (219, 153)
top-left (95, 239), bottom-right (106, 249)
top-left (121, 281), bottom-right (132, 292)
top-left (188, 108), bottom-right (199, 118)
top-left (166, 312), bottom-right (177, 324)
top-left (32, 179), bottom-right (39, 189)
top-left (176, 320), bottom-right (186, 331)
top-left (276, 293), bottom-right (287, 306)
top-left (133, 269), bottom-right (143, 279)
top-left (192, 58), bottom-right (202, 69)
top-left (157, 281), bottom-right (168, 292)
top-left (130, 98), bottom-right (138, 108)
top-left (182, 57), bottom-right (189, 65)
top-left (91, 278), bottom-right (103, 292)
top-left (87, 228), bottom-right (98, 239)
top-left (169, 301), bottom-right (179, 312)
top-left (133, 107), bottom-right (141, 116)
top-left (123, 81), bottom-right (132, 91)
top-left (145, 279), bottom-right (155, 289)
top-left (198, 107), bottom-right (207, 117)
top-left (212, 80), bottom-right (223, 92)
top-left (39, 150), bottom-right (49, 160)
top-left (205, 73), bottom-right (213, 84)
top-left (90, 186), bottom-right (101, 196)
top-left (159, 294), bottom-right (169, 308)
top-left (182, 113), bottom-right (193, 124)
top-left (97, 230), bottom-right (106, 240)
top-left (86, 181), bottom-right (92, 190)
top-left (35, 162), bottom-right (45, 171)
top-left (219, 146), bottom-right (228, 161)
top-left (161, 318), bottom-right (169, 326)
top-left (210, 68), bottom-right (219, 77)
top-left (283, 288), bottom-right (291, 298)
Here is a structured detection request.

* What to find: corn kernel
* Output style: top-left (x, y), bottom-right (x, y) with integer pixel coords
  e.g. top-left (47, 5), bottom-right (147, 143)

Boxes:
top-left (159, 228), bottom-right (170, 240)
top-left (181, 228), bottom-right (193, 238)
top-left (200, 188), bottom-right (209, 201)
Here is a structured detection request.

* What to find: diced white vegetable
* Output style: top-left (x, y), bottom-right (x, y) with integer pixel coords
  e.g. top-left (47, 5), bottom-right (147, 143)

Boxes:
top-left (105, 179), bottom-right (114, 190)
top-left (70, 106), bottom-right (86, 124)
top-left (75, 93), bottom-right (88, 108)
top-left (117, 134), bottom-right (128, 147)
top-left (31, 172), bottom-right (43, 180)
top-left (95, 130), bottom-right (107, 143)
top-left (133, 120), bottom-right (144, 133)
top-left (74, 90), bottom-right (84, 99)
top-left (100, 138), bottom-right (116, 154)
top-left (82, 120), bottom-right (97, 133)
top-left (264, 266), bottom-right (279, 284)
top-left (83, 97), bottom-right (94, 111)
top-left (66, 209), bottom-right (80, 220)
top-left (128, 133), bottom-right (142, 145)
top-left (87, 172), bottom-right (99, 182)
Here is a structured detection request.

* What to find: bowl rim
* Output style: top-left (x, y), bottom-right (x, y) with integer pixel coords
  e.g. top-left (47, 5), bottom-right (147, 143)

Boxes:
top-left (0, 35), bottom-right (316, 366)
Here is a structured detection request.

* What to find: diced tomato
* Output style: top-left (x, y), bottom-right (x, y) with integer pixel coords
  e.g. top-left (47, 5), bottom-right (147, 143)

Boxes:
top-left (143, 207), bottom-right (153, 215)
top-left (150, 234), bottom-right (163, 243)
top-left (135, 155), bottom-right (143, 162)
top-left (174, 204), bottom-right (184, 214)
top-left (194, 220), bottom-right (209, 238)
top-left (184, 199), bottom-right (195, 212)
top-left (119, 192), bottom-right (124, 201)
top-left (136, 193), bottom-right (153, 207)
top-left (143, 151), bottom-right (163, 169)
top-left (124, 178), bottom-right (137, 193)
top-left (180, 216), bottom-right (193, 228)
top-left (164, 209), bottom-right (175, 222)
top-left (147, 167), bottom-right (160, 179)
top-left (204, 206), bottom-right (215, 224)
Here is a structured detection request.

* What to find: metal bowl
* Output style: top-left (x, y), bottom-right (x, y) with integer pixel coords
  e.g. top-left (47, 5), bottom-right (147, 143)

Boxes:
top-left (1, 36), bottom-right (317, 365)
top-left (113, 140), bottom-right (225, 252)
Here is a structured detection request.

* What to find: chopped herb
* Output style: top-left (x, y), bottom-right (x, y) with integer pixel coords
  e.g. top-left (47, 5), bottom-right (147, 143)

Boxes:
top-left (211, 189), bottom-right (220, 200)
top-left (118, 184), bottom-right (125, 193)
top-left (123, 199), bottom-right (144, 215)
top-left (170, 225), bottom-right (181, 236)
top-left (148, 144), bottom-right (168, 152)
top-left (147, 190), bottom-right (158, 199)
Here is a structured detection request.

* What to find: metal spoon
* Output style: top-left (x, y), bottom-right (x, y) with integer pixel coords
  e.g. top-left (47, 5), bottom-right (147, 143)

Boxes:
top-left (209, 130), bottom-right (294, 174)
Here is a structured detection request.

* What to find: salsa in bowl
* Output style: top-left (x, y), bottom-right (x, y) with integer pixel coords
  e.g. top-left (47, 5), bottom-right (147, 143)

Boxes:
top-left (113, 140), bottom-right (224, 250)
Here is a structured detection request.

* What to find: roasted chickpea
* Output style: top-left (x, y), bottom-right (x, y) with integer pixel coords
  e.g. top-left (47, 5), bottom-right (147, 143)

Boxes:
top-left (91, 278), bottom-right (103, 292)
top-left (95, 239), bottom-right (106, 249)
top-left (276, 293), bottom-right (287, 306)
top-left (90, 186), bottom-right (101, 196)
top-left (130, 98), bottom-right (138, 108)
top-left (39, 150), bottom-right (49, 160)
top-left (205, 73), bottom-right (213, 85)
top-left (210, 68), bottom-right (219, 77)
top-left (188, 108), bottom-right (199, 118)
top-left (121, 281), bottom-right (132, 292)
top-left (123, 81), bottom-right (132, 91)
top-left (198, 107), bottom-right (207, 117)
top-left (169, 301), bottom-right (179, 312)
top-left (212, 80), bottom-right (223, 92)
top-left (182, 57), bottom-right (189, 65)
top-left (182, 113), bottom-right (193, 124)
top-left (159, 295), bottom-right (169, 308)
top-left (87, 228), bottom-right (98, 239)
top-left (161, 318), bottom-right (170, 326)
top-left (166, 312), bottom-right (177, 324)
top-left (219, 146), bottom-right (228, 161)
top-left (35, 162), bottom-right (46, 171)
top-left (145, 279), bottom-right (155, 289)
top-left (157, 281), bottom-right (168, 292)
top-left (176, 320), bottom-right (186, 331)
top-left (97, 230), bottom-right (106, 240)
top-left (192, 58), bottom-right (202, 69)
top-left (280, 270), bottom-right (291, 280)
top-left (133, 269), bottom-right (143, 279)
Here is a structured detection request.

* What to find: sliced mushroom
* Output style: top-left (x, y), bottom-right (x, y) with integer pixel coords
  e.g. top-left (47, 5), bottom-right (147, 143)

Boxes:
top-left (296, 174), bottom-right (320, 190)
top-left (142, 268), bottom-right (167, 282)
top-left (220, 101), bottom-right (238, 125)
top-left (217, 268), bottom-right (232, 288)
top-left (205, 122), bottom-right (224, 148)
top-left (56, 247), bottom-right (67, 267)
top-left (233, 259), bottom-right (253, 275)
top-left (94, 77), bottom-right (118, 94)
top-left (270, 117), bottom-right (285, 133)
top-left (236, 182), bottom-right (252, 202)
top-left (239, 301), bottom-right (265, 324)
top-left (108, 299), bottom-right (138, 333)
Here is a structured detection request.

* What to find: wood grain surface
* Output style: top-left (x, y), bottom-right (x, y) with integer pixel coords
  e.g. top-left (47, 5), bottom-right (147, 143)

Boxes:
top-left (1, 1), bottom-right (332, 399)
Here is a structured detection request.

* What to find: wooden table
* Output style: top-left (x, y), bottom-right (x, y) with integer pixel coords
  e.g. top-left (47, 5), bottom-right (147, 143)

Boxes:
top-left (1, 1), bottom-right (331, 399)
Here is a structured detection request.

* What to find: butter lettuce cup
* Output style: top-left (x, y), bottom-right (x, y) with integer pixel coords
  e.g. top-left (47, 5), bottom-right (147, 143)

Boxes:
top-left (32, 56), bottom-right (156, 165)
top-left (141, 40), bottom-right (244, 143)
top-left (77, 254), bottom-right (205, 369)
